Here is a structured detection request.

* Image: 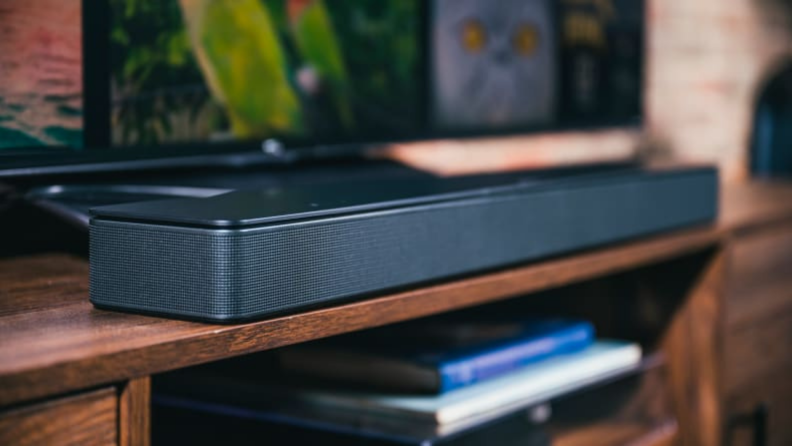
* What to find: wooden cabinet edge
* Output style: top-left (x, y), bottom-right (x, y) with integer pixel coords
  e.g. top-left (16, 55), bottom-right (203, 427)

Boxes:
top-left (119, 377), bottom-right (151, 446)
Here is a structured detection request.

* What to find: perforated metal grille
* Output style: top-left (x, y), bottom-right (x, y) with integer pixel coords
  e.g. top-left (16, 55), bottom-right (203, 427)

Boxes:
top-left (89, 172), bottom-right (717, 321)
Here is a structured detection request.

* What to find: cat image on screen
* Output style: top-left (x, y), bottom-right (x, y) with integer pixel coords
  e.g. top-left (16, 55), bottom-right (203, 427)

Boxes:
top-left (432, 0), bottom-right (556, 130)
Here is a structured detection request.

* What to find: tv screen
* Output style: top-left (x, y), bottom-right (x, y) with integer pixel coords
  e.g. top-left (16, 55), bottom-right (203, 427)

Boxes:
top-left (105, 0), bottom-right (643, 150)
top-left (1, 0), bottom-right (644, 172)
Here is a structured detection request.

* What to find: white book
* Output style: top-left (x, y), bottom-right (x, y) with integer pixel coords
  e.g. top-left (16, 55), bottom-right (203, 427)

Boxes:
top-left (283, 340), bottom-right (642, 426)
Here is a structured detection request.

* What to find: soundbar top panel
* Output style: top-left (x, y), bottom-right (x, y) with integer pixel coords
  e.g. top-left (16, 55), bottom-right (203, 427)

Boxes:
top-left (89, 177), bottom-right (529, 227)
top-left (91, 165), bottom-right (691, 228)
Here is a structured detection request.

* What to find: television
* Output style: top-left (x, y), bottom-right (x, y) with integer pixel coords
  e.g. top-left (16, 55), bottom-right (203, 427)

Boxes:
top-left (0, 0), bottom-right (645, 177)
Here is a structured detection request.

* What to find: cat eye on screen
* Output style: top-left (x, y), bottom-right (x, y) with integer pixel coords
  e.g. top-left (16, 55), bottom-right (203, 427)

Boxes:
top-left (461, 19), bottom-right (487, 53)
top-left (459, 19), bottom-right (540, 57)
top-left (513, 24), bottom-right (540, 56)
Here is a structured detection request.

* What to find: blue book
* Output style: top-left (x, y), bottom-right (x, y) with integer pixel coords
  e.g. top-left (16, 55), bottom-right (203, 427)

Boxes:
top-left (278, 317), bottom-right (594, 394)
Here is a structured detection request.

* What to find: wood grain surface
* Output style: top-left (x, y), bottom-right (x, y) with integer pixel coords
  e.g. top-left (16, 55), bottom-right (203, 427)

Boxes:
top-left (720, 181), bottom-right (792, 235)
top-left (661, 250), bottom-right (726, 446)
top-left (726, 224), bottom-right (792, 329)
top-left (119, 377), bottom-right (150, 446)
top-left (722, 214), bottom-right (792, 446)
top-left (0, 387), bottom-right (117, 446)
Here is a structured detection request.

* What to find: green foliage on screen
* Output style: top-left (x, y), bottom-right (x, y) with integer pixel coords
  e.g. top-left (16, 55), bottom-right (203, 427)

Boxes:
top-left (110, 0), bottom-right (420, 147)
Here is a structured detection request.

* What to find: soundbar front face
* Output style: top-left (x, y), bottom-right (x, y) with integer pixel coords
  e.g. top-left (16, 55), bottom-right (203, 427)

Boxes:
top-left (89, 167), bottom-right (718, 322)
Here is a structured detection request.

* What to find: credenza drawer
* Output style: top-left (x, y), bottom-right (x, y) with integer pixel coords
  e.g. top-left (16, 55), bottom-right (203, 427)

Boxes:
top-left (0, 387), bottom-right (117, 446)
top-left (724, 222), bottom-right (792, 446)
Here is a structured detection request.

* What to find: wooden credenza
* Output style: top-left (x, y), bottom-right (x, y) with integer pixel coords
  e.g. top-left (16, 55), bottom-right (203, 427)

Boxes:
top-left (721, 185), bottom-right (792, 446)
top-left (1, 182), bottom-right (791, 446)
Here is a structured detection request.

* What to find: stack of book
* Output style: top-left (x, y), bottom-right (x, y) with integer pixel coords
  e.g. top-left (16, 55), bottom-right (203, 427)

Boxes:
top-left (156, 315), bottom-right (642, 445)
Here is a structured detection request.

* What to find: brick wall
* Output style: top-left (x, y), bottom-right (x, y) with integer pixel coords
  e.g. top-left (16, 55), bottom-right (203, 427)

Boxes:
top-left (648, 0), bottom-right (792, 182)
top-left (386, 0), bottom-right (792, 183)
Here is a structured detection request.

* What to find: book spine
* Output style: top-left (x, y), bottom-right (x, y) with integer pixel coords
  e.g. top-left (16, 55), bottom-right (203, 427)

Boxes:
top-left (437, 323), bottom-right (594, 393)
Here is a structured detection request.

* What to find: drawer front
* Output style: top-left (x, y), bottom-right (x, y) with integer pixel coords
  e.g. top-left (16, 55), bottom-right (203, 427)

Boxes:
top-left (724, 311), bottom-right (792, 446)
top-left (0, 387), bottom-right (117, 446)
top-left (727, 225), bottom-right (792, 329)
top-left (725, 224), bottom-right (792, 446)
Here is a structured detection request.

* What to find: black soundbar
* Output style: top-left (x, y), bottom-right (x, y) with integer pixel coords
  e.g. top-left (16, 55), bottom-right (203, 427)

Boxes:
top-left (89, 166), bottom-right (717, 322)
